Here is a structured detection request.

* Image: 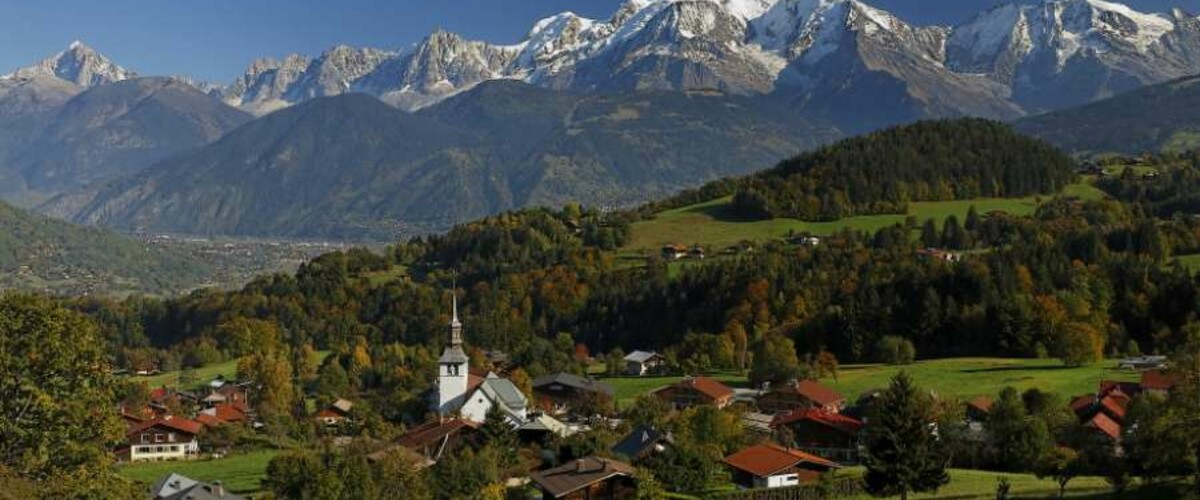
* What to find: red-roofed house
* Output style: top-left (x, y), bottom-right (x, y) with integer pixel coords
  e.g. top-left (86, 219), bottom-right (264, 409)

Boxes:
top-left (756, 380), bottom-right (846, 414)
top-left (1141, 371), bottom-right (1179, 395)
top-left (653, 376), bottom-right (735, 410)
top-left (1087, 412), bottom-right (1122, 442)
top-left (120, 416), bottom-right (202, 462)
top-left (965, 396), bottom-right (993, 423)
top-left (314, 398), bottom-right (354, 426)
top-left (723, 444), bottom-right (841, 489)
top-left (197, 403), bottom-right (248, 426)
top-left (772, 410), bottom-right (864, 464)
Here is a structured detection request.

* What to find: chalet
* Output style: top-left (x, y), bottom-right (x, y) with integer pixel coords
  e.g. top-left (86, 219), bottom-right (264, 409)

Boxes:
top-left (623, 351), bottom-right (665, 376)
top-left (532, 372), bottom-right (616, 416)
top-left (756, 380), bottom-right (846, 415)
top-left (790, 234), bottom-right (821, 247)
top-left (196, 403), bottom-right (248, 427)
top-left (653, 376), bottom-right (735, 410)
top-left (314, 398), bottom-right (354, 426)
top-left (151, 473), bottom-right (243, 500)
top-left (1141, 370), bottom-right (1178, 395)
top-left (771, 410), bottom-right (864, 464)
top-left (530, 457), bottom-right (636, 500)
top-left (397, 418), bottom-right (481, 461)
top-left (917, 248), bottom-right (962, 263)
top-left (965, 396), bottom-right (993, 423)
top-left (201, 383), bottom-right (249, 409)
top-left (661, 244), bottom-right (689, 260)
top-left (689, 245), bottom-right (706, 260)
top-left (723, 444), bottom-right (841, 489)
top-left (121, 416), bottom-right (203, 463)
top-left (611, 425), bottom-right (673, 463)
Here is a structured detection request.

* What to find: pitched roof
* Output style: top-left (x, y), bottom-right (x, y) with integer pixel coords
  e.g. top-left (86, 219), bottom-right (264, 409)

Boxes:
top-left (332, 398), bottom-right (354, 413)
top-left (478, 378), bottom-right (528, 411)
top-left (150, 473), bottom-right (198, 499)
top-left (624, 351), bottom-right (660, 363)
top-left (611, 425), bottom-right (672, 459)
top-left (966, 395), bottom-right (994, 413)
top-left (723, 444), bottom-right (841, 478)
top-left (1141, 370), bottom-right (1179, 392)
top-left (532, 372), bottom-right (616, 397)
top-left (159, 481), bottom-right (245, 500)
top-left (128, 416), bottom-right (204, 437)
top-left (1069, 394), bottom-right (1095, 415)
top-left (771, 410), bottom-right (864, 435)
top-left (784, 380), bottom-right (845, 406)
top-left (1099, 395), bottom-right (1128, 421)
top-left (670, 376), bottom-right (734, 401)
top-left (1088, 412), bottom-right (1121, 440)
top-left (530, 457), bottom-right (635, 499)
top-left (397, 419), bottom-right (480, 449)
top-left (518, 413), bottom-right (575, 437)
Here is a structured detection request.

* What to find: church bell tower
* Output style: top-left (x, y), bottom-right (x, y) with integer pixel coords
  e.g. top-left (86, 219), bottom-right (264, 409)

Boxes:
top-left (436, 294), bottom-right (469, 416)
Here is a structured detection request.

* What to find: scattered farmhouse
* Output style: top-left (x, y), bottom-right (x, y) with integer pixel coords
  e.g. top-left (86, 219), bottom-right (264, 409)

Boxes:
top-left (661, 244), bottom-right (689, 260)
top-left (723, 443), bottom-right (841, 489)
top-left (120, 416), bottom-right (203, 463)
top-left (313, 398), bottom-right (354, 426)
top-left (611, 425), bottom-right (674, 463)
top-left (965, 395), bottom-right (993, 423)
top-left (653, 376), bottom-right (735, 410)
top-left (623, 350), bottom-right (665, 376)
top-left (917, 248), bottom-right (962, 263)
top-left (532, 372), bottom-right (615, 416)
top-left (756, 379), bottom-right (846, 415)
top-left (530, 457), bottom-right (636, 500)
top-left (771, 410), bottom-right (864, 464)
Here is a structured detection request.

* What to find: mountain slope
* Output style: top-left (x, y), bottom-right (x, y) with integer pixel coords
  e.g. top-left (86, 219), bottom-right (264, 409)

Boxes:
top-left (1015, 73), bottom-right (1200, 154)
top-left (0, 200), bottom-right (210, 296)
top-left (1, 77), bottom-right (251, 203)
top-left (60, 82), bottom-right (838, 239)
top-left (1, 41), bottom-right (135, 88)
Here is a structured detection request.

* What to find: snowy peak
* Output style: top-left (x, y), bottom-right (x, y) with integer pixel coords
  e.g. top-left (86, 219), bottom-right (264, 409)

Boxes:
top-left (3, 41), bottom-right (135, 87)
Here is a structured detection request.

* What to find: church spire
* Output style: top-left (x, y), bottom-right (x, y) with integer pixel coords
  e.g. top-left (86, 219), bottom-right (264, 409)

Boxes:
top-left (449, 290), bottom-right (463, 347)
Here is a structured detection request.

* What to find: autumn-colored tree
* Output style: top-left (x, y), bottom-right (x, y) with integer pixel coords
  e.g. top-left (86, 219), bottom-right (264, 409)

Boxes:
top-left (815, 351), bottom-right (839, 382)
top-left (508, 367), bottom-right (533, 401)
top-left (1055, 322), bottom-right (1104, 367)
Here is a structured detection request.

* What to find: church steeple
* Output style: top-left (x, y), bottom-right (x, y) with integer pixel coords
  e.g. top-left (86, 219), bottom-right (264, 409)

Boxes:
top-left (450, 293), bottom-right (463, 346)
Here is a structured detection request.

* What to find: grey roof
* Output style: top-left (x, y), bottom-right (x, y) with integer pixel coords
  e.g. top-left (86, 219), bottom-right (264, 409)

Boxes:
top-left (151, 473), bottom-right (245, 500)
top-left (623, 350), bottom-right (660, 363)
top-left (438, 345), bottom-right (469, 364)
top-left (480, 378), bottom-right (527, 411)
top-left (611, 425), bottom-right (673, 460)
top-left (532, 373), bottom-right (616, 397)
top-left (518, 413), bottom-right (575, 437)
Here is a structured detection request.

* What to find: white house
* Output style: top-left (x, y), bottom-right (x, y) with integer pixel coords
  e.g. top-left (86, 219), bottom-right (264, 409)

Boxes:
top-left (460, 374), bottom-right (529, 426)
top-left (623, 351), bottom-right (664, 376)
top-left (123, 417), bottom-right (202, 463)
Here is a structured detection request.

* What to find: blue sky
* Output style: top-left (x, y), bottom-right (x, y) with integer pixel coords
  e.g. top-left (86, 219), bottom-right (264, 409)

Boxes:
top-left (1, 0), bottom-right (1195, 83)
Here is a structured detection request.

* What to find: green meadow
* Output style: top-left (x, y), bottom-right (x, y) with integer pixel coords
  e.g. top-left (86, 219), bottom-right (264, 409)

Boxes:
top-left (117, 450), bottom-right (279, 494)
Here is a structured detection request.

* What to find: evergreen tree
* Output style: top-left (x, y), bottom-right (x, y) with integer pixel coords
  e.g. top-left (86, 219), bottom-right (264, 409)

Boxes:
top-left (986, 387), bottom-right (1053, 471)
top-left (862, 372), bottom-right (949, 500)
top-left (921, 219), bottom-right (940, 248)
top-left (479, 405), bottom-right (519, 468)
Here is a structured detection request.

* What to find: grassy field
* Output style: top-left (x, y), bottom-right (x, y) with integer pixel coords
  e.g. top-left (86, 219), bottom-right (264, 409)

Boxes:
top-left (117, 450), bottom-right (279, 494)
top-left (822, 358), bottom-right (1137, 402)
top-left (130, 351), bottom-right (331, 388)
top-left (624, 191), bottom-right (1077, 251)
top-left (840, 468), bottom-right (1114, 499)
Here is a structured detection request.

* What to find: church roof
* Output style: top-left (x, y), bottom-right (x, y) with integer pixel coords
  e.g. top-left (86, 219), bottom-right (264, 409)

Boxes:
top-left (439, 345), bottom-right (469, 364)
top-left (480, 378), bottom-right (527, 411)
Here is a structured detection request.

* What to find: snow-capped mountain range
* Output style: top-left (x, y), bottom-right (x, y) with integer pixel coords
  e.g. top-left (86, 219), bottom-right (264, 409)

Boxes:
top-left (5, 0), bottom-right (1200, 127)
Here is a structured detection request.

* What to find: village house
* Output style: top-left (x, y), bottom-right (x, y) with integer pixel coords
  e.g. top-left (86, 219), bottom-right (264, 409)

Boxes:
top-left (965, 395), bottom-right (993, 423)
top-left (611, 425), bottom-right (674, 463)
top-left (917, 248), bottom-right (963, 263)
top-left (723, 443), bottom-right (841, 489)
top-left (532, 372), bottom-right (615, 416)
top-left (313, 398), bottom-right (354, 426)
top-left (396, 418), bottom-right (481, 462)
top-left (195, 403), bottom-right (248, 428)
top-left (661, 244), bottom-right (689, 261)
top-left (1140, 370), bottom-right (1178, 396)
top-left (530, 457), bottom-right (637, 500)
top-left (756, 379), bottom-right (846, 415)
top-left (771, 410), bottom-right (865, 464)
top-left (517, 412), bottom-right (576, 442)
top-left (653, 376), bottom-right (735, 410)
top-left (689, 245), bottom-right (706, 260)
top-left (120, 416), bottom-right (203, 463)
top-left (151, 473), bottom-right (243, 500)
top-left (623, 350), bottom-right (665, 376)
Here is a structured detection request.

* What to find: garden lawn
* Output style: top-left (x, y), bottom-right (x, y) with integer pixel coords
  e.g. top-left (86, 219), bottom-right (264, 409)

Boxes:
top-left (117, 450), bottom-right (279, 494)
top-left (822, 358), bottom-right (1138, 402)
top-left (840, 467), bottom-right (1113, 499)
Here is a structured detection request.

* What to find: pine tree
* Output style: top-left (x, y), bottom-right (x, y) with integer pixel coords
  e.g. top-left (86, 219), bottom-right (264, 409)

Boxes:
top-left (862, 372), bottom-right (949, 500)
top-left (479, 405), bottom-right (519, 468)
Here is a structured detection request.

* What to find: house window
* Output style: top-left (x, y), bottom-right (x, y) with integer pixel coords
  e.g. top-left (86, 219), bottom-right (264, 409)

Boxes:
top-left (141, 434), bottom-right (149, 443)
top-left (170, 446), bottom-right (179, 452)
top-left (155, 434), bottom-right (164, 443)
top-left (168, 433), bottom-right (176, 443)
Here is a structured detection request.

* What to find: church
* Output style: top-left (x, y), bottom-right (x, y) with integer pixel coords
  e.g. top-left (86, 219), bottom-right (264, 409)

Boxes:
top-left (433, 295), bottom-right (528, 426)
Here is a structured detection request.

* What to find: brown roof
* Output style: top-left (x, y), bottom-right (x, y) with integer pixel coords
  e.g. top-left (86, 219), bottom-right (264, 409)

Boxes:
top-left (1069, 394), bottom-right (1095, 416)
top-left (723, 444), bottom-right (841, 478)
top-left (128, 416), bottom-right (203, 437)
top-left (676, 376), bottom-right (734, 401)
top-left (966, 395), bottom-right (993, 413)
top-left (1088, 412), bottom-right (1121, 440)
top-left (1141, 371), bottom-right (1178, 392)
top-left (397, 419), bottom-right (480, 449)
top-left (788, 380), bottom-right (845, 406)
top-left (771, 410), bottom-right (864, 435)
top-left (530, 457), bottom-right (635, 498)
top-left (1098, 395), bottom-right (1128, 421)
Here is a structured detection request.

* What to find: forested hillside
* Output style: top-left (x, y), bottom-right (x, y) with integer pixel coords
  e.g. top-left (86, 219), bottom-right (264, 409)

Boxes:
top-left (0, 201), bottom-right (211, 295)
top-left (727, 119), bottom-right (1077, 220)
